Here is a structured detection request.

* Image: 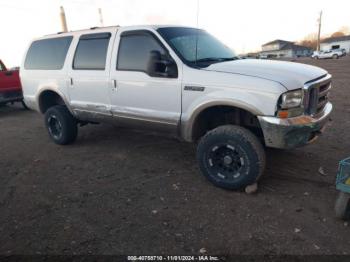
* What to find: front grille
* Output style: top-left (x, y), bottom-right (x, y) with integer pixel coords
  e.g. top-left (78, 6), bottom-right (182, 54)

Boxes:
top-left (304, 75), bottom-right (331, 115)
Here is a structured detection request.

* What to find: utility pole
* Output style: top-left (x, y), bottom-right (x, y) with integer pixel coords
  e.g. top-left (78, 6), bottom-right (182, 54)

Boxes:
top-left (317, 11), bottom-right (322, 51)
top-left (60, 6), bottom-right (68, 32)
top-left (98, 8), bottom-right (104, 27)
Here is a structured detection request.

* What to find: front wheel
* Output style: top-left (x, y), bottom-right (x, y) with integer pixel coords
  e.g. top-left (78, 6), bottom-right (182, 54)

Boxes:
top-left (197, 125), bottom-right (266, 190)
top-left (333, 54), bottom-right (339, 59)
top-left (335, 192), bottom-right (350, 220)
top-left (44, 105), bottom-right (78, 145)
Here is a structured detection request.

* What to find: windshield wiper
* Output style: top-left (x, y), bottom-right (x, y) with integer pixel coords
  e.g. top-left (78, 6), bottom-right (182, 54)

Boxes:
top-left (194, 57), bottom-right (238, 63)
top-left (220, 57), bottom-right (238, 61)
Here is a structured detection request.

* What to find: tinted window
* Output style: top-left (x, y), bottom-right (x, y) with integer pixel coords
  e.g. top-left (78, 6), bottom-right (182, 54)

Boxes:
top-left (73, 33), bottom-right (111, 70)
top-left (117, 33), bottom-right (167, 72)
top-left (24, 36), bottom-right (73, 70)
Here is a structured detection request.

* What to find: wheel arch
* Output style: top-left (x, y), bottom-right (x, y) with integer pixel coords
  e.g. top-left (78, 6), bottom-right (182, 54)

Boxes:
top-left (36, 87), bottom-right (73, 114)
top-left (181, 100), bottom-right (264, 142)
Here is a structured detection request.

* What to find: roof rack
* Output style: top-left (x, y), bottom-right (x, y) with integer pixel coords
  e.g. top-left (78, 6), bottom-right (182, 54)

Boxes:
top-left (45, 25), bottom-right (120, 37)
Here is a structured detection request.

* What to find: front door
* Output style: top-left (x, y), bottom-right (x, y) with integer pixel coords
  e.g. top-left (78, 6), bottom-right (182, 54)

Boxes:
top-left (109, 29), bottom-right (182, 131)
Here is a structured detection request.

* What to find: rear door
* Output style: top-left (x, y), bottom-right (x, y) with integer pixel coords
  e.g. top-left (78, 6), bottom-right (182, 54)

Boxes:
top-left (67, 29), bottom-right (117, 118)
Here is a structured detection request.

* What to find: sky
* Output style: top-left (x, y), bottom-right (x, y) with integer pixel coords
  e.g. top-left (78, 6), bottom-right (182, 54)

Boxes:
top-left (0, 0), bottom-right (350, 67)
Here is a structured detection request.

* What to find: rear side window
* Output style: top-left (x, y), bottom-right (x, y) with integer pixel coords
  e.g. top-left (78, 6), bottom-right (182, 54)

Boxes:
top-left (73, 33), bottom-right (111, 70)
top-left (24, 36), bottom-right (73, 70)
top-left (117, 32), bottom-right (167, 72)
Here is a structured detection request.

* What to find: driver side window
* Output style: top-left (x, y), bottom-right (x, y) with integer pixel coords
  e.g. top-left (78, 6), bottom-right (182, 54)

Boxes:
top-left (116, 31), bottom-right (174, 76)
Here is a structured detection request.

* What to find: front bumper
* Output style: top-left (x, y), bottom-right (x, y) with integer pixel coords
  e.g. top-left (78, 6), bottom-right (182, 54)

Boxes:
top-left (258, 102), bottom-right (332, 149)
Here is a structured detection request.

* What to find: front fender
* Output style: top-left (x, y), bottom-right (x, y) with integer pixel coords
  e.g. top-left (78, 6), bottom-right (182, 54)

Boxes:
top-left (180, 89), bottom-right (280, 142)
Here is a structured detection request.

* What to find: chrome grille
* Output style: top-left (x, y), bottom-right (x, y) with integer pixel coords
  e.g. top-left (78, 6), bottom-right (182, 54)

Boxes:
top-left (304, 75), bottom-right (332, 116)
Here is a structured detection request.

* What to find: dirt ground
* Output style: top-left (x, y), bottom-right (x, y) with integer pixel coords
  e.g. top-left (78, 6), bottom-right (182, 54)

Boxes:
top-left (1, 57), bottom-right (350, 256)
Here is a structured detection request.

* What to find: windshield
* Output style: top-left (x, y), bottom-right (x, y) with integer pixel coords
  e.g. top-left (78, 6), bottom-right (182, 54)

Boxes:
top-left (158, 27), bottom-right (236, 67)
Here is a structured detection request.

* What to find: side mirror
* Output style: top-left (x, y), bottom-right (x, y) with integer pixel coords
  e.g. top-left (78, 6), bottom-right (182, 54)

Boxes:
top-left (147, 50), bottom-right (178, 78)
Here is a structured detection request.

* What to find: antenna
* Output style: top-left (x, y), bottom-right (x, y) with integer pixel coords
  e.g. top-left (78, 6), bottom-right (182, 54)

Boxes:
top-left (98, 8), bottom-right (104, 27)
top-left (317, 10), bottom-right (322, 51)
top-left (196, 0), bottom-right (200, 27)
top-left (195, 0), bottom-right (200, 66)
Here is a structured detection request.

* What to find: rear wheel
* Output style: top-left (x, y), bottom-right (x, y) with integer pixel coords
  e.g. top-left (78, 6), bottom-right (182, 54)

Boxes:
top-left (197, 125), bottom-right (266, 190)
top-left (333, 54), bottom-right (339, 59)
top-left (335, 192), bottom-right (350, 220)
top-left (44, 105), bottom-right (78, 145)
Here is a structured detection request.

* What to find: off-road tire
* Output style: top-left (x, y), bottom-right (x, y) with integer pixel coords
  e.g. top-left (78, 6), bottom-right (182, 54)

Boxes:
top-left (44, 105), bottom-right (78, 145)
top-left (335, 192), bottom-right (350, 220)
top-left (197, 125), bottom-right (266, 190)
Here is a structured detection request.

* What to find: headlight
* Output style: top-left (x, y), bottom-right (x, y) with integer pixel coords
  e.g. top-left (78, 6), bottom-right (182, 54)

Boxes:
top-left (277, 89), bottom-right (303, 118)
top-left (280, 89), bottom-right (303, 109)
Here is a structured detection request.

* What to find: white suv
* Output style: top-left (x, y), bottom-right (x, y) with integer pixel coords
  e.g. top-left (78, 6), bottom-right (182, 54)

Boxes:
top-left (21, 25), bottom-right (333, 190)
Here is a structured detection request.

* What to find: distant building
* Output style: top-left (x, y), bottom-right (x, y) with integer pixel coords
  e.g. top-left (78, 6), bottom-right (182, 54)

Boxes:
top-left (321, 35), bottom-right (350, 53)
top-left (260, 40), bottom-right (312, 58)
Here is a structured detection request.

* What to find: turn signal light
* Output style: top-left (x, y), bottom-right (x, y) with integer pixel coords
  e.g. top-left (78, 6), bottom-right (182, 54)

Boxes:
top-left (346, 178), bottom-right (350, 185)
top-left (277, 111), bottom-right (289, 119)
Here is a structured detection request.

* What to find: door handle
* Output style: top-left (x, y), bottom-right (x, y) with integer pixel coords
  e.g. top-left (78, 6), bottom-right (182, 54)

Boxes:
top-left (70, 78), bottom-right (73, 86)
top-left (112, 79), bottom-right (117, 90)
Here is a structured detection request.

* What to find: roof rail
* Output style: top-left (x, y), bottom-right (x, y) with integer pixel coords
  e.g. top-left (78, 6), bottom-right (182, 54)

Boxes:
top-left (45, 25), bottom-right (120, 37)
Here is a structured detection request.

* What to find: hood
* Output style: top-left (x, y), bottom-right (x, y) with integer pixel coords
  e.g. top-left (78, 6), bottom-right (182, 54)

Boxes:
top-left (205, 59), bottom-right (327, 90)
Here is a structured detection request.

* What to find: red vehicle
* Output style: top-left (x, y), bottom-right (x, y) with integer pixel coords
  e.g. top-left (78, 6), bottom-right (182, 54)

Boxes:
top-left (0, 59), bottom-right (27, 108)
